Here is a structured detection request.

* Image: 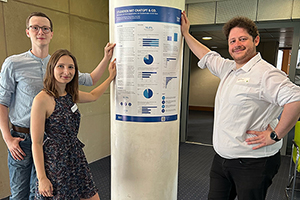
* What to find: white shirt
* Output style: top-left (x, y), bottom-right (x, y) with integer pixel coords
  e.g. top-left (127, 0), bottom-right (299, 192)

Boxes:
top-left (198, 51), bottom-right (300, 159)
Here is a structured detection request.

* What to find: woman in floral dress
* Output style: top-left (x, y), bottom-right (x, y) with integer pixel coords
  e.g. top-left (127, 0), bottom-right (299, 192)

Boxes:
top-left (31, 49), bottom-right (116, 199)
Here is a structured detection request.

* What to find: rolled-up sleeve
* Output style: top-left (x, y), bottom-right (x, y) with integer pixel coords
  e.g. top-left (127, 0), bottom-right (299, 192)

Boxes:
top-left (0, 58), bottom-right (15, 107)
top-left (261, 69), bottom-right (300, 106)
top-left (197, 51), bottom-right (234, 78)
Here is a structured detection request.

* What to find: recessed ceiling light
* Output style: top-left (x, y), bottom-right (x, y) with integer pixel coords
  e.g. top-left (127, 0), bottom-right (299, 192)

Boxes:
top-left (202, 36), bottom-right (212, 40)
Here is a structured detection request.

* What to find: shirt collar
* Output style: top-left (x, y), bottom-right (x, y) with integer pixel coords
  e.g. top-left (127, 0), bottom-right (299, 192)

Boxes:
top-left (27, 49), bottom-right (50, 66)
top-left (238, 52), bottom-right (262, 72)
top-left (28, 49), bottom-right (41, 61)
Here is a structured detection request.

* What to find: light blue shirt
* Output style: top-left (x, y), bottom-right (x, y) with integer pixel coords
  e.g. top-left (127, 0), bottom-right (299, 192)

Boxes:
top-left (0, 50), bottom-right (93, 128)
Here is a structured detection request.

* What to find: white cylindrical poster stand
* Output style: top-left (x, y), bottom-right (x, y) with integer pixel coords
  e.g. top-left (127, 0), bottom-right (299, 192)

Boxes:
top-left (109, 0), bottom-right (185, 199)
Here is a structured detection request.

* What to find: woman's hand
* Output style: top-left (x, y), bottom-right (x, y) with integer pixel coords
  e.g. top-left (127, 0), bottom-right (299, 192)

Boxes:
top-left (104, 43), bottom-right (116, 60)
top-left (108, 58), bottom-right (117, 80)
top-left (38, 177), bottom-right (53, 197)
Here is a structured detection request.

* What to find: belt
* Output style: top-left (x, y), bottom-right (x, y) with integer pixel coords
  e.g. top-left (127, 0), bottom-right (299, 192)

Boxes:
top-left (11, 124), bottom-right (30, 134)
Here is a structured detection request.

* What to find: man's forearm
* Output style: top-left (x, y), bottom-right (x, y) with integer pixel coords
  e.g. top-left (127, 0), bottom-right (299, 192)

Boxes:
top-left (275, 101), bottom-right (300, 139)
top-left (183, 32), bottom-right (211, 60)
top-left (0, 104), bottom-right (12, 143)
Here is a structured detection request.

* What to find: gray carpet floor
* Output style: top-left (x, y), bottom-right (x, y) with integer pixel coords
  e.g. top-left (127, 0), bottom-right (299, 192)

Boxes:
top-left (89, 143), bottom-right (291, 200)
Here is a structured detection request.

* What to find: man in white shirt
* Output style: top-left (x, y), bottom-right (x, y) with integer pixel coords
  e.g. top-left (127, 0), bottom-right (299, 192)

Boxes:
top-left (181, 11), bottom-right (300, 200)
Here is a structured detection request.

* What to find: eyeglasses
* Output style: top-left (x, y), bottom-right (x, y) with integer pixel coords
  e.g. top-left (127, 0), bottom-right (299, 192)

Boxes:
top-left (28, 25), bottom-right (52, 34)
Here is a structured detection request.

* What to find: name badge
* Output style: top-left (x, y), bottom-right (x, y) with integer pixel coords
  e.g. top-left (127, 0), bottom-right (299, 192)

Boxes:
top-left (237, 78), bottom-right (250, 83)
top-left (71, 104), bottom-right (78, 113)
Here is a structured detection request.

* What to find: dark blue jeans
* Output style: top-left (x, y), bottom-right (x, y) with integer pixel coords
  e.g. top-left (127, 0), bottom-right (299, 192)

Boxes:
top-left (8, 130), bottom-right (35, 200)
top-left (208, 151), bottom-right (281, 200)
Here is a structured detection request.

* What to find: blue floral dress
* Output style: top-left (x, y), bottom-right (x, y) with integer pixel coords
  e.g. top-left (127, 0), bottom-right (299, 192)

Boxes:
top-left (35, 93), bottom-right (98, 199)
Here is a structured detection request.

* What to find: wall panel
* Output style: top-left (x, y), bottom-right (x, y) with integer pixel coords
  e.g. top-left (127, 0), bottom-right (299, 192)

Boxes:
top-left (79, 95), bottom-right (111, 163)
top-left (257, 0), bottom-right (293, 21)
top-left (16, 0), bottom-right (69, 13)
top-left (3, 0), bottom-right (32, 56)
top-left (216, 0), bottom-right (257, 23)
top-left (47, 11), bottom-right (71, 53)
top-left (0, 2), bottom-right (6, 65)
top-left (188, 2), bottom-right (216, 25)
top-left (188, 54), bottom-right (219, 107)
top-left (0, 139), bottom-right (9, 199)
top-left (187, 0), bottom-right (230, 3)
top-left (70, 15), bottom-right (108, 80)
top-left (70, 0), bottom-right (108, 23)
top-left (292, 0), bottom-right (300, 19)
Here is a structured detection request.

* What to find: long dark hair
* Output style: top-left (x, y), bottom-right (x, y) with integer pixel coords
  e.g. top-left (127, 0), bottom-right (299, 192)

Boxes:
top-left (43, 49), bottom-right (79, 102)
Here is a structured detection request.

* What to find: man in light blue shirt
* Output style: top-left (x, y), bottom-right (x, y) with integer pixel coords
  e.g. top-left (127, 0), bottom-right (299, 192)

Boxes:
top-left (0, 12), bottom-right (115, 200)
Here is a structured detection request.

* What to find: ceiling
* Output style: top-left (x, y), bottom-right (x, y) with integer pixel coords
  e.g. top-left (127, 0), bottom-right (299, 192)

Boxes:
top-left (192, 27), bottom-right (294, 50)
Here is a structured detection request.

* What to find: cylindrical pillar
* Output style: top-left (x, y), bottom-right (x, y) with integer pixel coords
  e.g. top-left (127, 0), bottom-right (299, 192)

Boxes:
top-left (109, 1), bottom-right (185, 199)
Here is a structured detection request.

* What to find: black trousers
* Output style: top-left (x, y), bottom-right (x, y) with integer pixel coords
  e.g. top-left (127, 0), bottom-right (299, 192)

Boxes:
top-left (208, 151), bottom-right (281, 200)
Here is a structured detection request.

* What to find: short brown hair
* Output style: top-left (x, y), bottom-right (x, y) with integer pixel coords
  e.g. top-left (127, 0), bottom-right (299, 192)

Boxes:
top-left (223, 16), bottom-right (259, 40)
top-left (26, 12), bottom-right (53, 31)
top-left (43, 49), bottom-right (79, 102)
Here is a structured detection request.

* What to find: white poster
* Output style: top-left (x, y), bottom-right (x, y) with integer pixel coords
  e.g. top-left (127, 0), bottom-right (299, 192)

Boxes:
top-left (115, 5), bottom-right (182, 122)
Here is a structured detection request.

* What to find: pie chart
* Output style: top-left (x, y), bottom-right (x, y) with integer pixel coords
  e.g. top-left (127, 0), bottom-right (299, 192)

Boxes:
top-left (144, 54), bottom-right (154, 65)
top-left (143, 88), bottom-right (153, 99)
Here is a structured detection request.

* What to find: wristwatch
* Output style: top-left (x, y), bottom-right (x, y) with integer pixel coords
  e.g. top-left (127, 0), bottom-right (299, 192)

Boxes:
top-left (270, 131), bottom-right (281, 142)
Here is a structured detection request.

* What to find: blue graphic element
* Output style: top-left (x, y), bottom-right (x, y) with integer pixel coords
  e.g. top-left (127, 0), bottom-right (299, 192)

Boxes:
top-left (120, 102), bottom-right (132, 106)
top-left (116, 114), bottom-right (178, 122)
top-left (142, 71), bottom-right (157, 78)
top-left (166, 77), bottom-right (177, 87)
top-left (142, 106), bottom-right (157, 114)
top-left (143, 89), bottom-right (153, 99)
top-left (143, 39), bottom-right (159, 47)
top-left (174, 33), bottom-right (178, 41)
top-left (143, 54), bottom-right (154, 65)
top-left (115, 5), bottom-right (181, 25)
top-left (144, 26), bottom-right (153, 31)
top-left (167, 58), bottom-right (176, 62)
top-left (167, 36), bottom-right (172, 41)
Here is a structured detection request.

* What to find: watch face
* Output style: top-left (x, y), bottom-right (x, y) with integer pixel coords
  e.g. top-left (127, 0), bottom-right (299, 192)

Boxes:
top-left (270, 131), bottom-right (280, 141)
top-left (271, 132), bottom-right (276, 139)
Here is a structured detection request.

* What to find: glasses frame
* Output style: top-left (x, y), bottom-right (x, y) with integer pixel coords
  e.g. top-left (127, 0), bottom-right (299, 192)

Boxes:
top-left (28, 25), bottom-right (52, 34)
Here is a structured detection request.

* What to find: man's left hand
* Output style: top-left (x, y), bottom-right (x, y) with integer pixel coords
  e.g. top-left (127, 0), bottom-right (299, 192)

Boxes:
top-left (245, 125), bottom-right (276, 150)
top-left (104, 42), bottom-right (116, 60)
